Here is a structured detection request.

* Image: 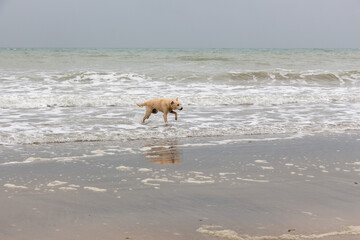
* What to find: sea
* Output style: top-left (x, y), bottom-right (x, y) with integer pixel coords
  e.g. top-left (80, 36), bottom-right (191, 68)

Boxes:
top-left (0, 48), bottom-right (360, 145)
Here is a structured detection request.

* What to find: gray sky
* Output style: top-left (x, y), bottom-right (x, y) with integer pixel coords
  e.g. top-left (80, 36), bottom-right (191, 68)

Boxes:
top-left (0, 0), bottom-right (359, 48)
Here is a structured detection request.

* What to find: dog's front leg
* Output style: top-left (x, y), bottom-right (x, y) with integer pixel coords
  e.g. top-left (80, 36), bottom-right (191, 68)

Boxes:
top-left (170, 110), bottom-right (177, 120)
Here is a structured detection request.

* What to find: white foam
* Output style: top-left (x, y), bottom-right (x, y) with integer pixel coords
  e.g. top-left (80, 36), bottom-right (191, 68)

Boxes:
top-left (0, 151), bottom-right (106, 166)
top-left (197, 226), bottom-right (240, 240)
top-left (139, 147), bottom-right (152, 151)
top-left (236, 177), bottom-right (269, 183)
top-left (197, 225), bottom-right (360, 240)
top-left (91, 149), bottom-right (106, 155)
top-left (260, 166), bottom-right (274, 170)
top-left (1, 156), bottom-right (78, 165)
top-left (141, 178), bottom-right (174, 186)
top-left (47, 181), bottom-right (67, 187)
top-left (25, 157), bottom-right (51, 163)
top-left (182, 178), bottom-right (215, 184)
top-left (1, 108), bottom-right (359, 146)
top-left (347, 162), bottom-right (360, 166)
top-left (59, 187), bottom-right (77, 191)
top-left (219, 172), bottom-right (237, 176)
top-left (83, 186), bottom-right (107, 192)
top-left (4, 183), bottom-right (28, 189)
top-left (138, 168), bottom-right (152, 172)
top-left (116, 166), bottom-right (133, 171)
top-left (254, 160), bottom-right (268, 164)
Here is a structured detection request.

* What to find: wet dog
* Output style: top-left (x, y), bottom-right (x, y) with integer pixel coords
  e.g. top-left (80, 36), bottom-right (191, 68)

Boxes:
top-left (137, 98), bottom-right (183, 123)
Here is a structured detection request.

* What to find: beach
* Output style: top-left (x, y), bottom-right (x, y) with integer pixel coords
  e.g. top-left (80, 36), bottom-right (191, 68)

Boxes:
top-left (1, 48), bottom-right (360, 239)
top-left (1, 133), bottom-right (360, 240)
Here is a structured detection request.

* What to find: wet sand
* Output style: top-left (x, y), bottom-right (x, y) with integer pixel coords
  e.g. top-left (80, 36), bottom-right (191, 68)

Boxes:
top-left (1, 133), bottom-right (360, 240)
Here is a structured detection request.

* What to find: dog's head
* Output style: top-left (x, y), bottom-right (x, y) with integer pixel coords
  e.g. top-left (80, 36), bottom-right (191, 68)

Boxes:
top-left (171, 97), bottom-right (183, 111)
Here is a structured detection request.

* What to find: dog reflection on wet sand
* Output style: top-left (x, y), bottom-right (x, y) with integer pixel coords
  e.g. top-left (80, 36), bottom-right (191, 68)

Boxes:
top-left (145, 143), bottom-right (180, 165)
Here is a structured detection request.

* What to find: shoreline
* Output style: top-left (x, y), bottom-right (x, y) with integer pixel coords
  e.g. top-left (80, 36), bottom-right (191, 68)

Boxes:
top-left (1, 133), bottom-right (360, 239)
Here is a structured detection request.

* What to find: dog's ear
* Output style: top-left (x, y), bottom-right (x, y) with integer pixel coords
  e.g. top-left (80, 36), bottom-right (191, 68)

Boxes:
top-left (176, 97), bottom-right (178, 101)
top-left (171, 101), bottom-right (174, 104)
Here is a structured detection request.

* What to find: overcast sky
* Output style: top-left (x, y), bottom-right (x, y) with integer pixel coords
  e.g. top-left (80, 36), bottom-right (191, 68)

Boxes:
top-left (0, 0), bottom-right (359, 48)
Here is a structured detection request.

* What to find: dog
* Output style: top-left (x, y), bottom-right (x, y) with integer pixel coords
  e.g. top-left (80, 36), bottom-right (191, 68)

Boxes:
top-left (137, 98), bottom-right (183, 123)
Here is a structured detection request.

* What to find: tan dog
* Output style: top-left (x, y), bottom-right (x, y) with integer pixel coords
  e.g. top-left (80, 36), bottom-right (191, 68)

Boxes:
top-left (137, 98), bottom-right (183, 123)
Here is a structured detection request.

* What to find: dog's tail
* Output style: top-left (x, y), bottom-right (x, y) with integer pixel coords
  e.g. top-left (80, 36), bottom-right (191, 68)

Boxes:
top-left (137, 103), bottom-right (145, 107)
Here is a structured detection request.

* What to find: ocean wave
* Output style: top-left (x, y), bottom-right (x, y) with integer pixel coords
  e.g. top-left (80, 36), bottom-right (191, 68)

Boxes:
top-left (0, 95), bottom-right (139, 108)
top-left (47, 69), bottom-right (360, 87)
top-left (2, 69), bottom-right (359, 84)
top-left (0, 92), bottom-right (360, 109)
top-left (227, 70), bottom-right (360, 84)
top-left (48, 72), bottom-right (149, 83)
top-left (184, 92), bottom-right (360, 106)
top-left (1, 89), bottom-right (359, 109)
top-left (177, 56), bottom-right (233, 62)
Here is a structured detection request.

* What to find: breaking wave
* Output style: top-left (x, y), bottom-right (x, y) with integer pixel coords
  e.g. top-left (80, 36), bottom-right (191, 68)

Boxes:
top-left (0, 89), bottom-right (359, 109)
top-left (227, 70), bottom-right (360, 85)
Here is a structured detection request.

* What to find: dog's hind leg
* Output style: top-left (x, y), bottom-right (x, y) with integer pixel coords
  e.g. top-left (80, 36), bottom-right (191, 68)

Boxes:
top-left (143, 107), bottom-right (152, 123)
top-left (163, 113), bottom-right (168, 123)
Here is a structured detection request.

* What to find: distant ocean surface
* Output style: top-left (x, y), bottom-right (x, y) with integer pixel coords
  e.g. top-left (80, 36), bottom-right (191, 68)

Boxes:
top-left (0, 48), bottom-right (359, 145)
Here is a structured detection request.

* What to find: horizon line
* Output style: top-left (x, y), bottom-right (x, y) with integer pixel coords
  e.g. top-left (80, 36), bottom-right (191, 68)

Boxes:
top-left (1, 47), bottom-right (359, 50)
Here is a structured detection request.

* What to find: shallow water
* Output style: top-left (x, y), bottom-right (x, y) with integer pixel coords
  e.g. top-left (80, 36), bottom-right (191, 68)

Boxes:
top-left (1, 48), bottom-right (360, 145)
top-left (1, 134), bottom-right (360, 239)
